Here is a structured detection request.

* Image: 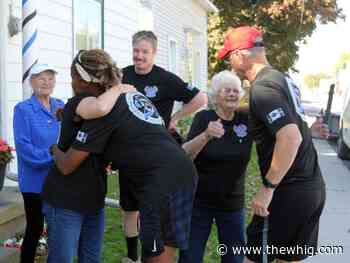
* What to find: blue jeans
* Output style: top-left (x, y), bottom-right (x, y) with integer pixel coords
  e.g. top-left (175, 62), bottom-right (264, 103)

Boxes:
top-left (42, 202), bottom-right (105, 263)
top-left (178, 206), bottom-right (245, 263)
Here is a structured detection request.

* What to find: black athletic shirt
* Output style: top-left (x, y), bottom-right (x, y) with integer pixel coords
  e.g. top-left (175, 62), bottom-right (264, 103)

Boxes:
top-left (72, 92), bottom-right (197, 202)
top-left (187, 109), bottom-right (253, 211)
top-left (41, 93), bottom-right (107, 214)
top-left (122, 65), bottom-right (200, 128)
top-left (249, 67), bottom-right (323, 189)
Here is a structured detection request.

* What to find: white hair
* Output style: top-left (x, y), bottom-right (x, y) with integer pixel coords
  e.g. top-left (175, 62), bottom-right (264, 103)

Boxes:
top-left (209, 70), bottom-right (243, 105)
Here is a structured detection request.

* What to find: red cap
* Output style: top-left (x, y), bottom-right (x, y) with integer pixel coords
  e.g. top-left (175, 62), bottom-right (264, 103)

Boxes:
top-left (217, 26), bottom-right (263, 60)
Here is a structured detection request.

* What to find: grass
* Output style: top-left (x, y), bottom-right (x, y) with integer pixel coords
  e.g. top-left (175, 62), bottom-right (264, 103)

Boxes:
top-left (101, 146), bottom-right (261, 262)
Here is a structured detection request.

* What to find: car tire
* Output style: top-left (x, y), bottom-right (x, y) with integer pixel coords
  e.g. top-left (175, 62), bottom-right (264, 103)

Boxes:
top-left (337, 130), bottom-right (350, 159)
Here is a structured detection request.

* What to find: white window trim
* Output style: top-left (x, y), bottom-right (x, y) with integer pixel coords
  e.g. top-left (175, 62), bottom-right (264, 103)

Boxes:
top-left (192, 50), bottom-right (202, 89)
top-left (72, 0), bottom-right (103, 56)
top-left (168, 37), bottom-right (178, 75)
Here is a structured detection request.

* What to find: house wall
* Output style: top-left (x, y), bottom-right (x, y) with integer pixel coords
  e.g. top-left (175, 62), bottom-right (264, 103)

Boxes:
top-left (1, 0), bottom-right (212, 174)
top-left (3, 0), bottom-right (139, 173)
top-left (153, 0), bottom-right (209, 89)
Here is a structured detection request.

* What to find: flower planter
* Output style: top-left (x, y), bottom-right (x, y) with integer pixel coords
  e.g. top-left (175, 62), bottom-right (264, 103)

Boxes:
top-left (0, 164), bottom-right (6, 191)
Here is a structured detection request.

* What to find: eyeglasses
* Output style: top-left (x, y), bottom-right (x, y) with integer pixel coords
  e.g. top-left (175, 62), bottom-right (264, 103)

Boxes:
top-left (36, 77), bottom-right (55, 83)
top-left (220, 87), bottom-right (240, 95)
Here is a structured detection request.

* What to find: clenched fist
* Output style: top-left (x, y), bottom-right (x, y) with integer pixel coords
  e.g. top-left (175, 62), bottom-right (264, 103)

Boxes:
top-left (205, 119), bottom-right (225, 140)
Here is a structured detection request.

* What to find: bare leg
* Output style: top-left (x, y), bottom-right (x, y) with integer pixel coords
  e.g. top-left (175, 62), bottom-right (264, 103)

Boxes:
top-left (122, 210), bottom-right (140, 261)
top-left (144, 246), bottom-right (176, 263)
top-left (276, 260), bottom-right (301, 263)
top-left (243, 257), bottom-right (256, 263)
top-left (123, 210), bottom-right (139, 237)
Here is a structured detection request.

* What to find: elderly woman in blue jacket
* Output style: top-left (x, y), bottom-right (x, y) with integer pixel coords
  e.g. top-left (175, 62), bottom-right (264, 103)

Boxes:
top-left (13, 63), bottom-right (64, 263)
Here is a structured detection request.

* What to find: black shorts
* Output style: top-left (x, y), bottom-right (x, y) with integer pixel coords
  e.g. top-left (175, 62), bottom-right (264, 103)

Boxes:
top-left (246, 182), bottom-right (326, 262)
top-left (139, 184), bottom-right (196, 258)
top-left (119, 175), bottom-right (139, 211)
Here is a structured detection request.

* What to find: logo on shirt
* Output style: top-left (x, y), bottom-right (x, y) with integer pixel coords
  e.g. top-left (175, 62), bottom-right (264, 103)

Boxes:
top-left (233, 124), bottom-right (248, 139)
top-left (126, 92), bottom-right (164, 125)
top-left (76, 131), bottom-right (88, 143)
top-left (267, 108), bottom-right (285, 124)
top-left (144, 85), bottom-right (158, 98)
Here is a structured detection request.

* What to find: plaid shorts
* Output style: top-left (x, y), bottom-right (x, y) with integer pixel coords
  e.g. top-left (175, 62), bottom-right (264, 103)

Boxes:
top-left (139, 184), bottom-right (196, 258)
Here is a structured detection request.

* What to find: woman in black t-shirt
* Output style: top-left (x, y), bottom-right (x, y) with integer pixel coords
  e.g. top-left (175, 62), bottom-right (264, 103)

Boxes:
top-left (48, 56), bottom-right (198, 261)
top-left (179, 70), bottom-right (253, 263)
top-left (41, 49), bottom-right (135, 263)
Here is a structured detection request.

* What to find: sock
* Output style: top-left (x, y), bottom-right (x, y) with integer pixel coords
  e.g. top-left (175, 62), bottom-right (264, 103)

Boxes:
top-left (126, 236), bottom-right (138, 261)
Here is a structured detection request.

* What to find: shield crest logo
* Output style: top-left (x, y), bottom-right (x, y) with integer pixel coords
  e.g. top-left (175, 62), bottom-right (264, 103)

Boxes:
top-left (144, 86), bottom-right (158, 98)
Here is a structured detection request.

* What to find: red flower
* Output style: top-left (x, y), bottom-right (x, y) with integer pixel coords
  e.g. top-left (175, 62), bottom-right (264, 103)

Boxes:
top-left (0, 145), bottom-right (9, 152)
top-left (0, 138), bottom-right (14, 165)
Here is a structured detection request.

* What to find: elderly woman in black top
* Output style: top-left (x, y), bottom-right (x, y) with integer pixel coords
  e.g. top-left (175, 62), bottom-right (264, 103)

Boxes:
top-left (179, 70), bottom-right (251, 263)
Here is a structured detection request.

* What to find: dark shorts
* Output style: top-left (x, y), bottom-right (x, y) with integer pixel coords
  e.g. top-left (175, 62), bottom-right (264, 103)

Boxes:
top-left (139, 184), bottom-right (196, 258)
top-left (119, 175), bottom-right (139, 211)
top-left (246, 182), bottom-right (326, 262)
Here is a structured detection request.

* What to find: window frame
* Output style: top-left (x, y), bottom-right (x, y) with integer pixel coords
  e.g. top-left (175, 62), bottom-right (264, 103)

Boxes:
top-left (168, 37), bottom-right (178, 75)
top-left (72, 0), bottom-right (104, 55)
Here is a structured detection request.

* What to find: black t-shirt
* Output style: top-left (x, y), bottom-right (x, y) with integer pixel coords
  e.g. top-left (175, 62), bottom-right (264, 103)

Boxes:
top-left (72, 92), bottom-right (197, 202)
top-left (122, 65), bottom-right (200, 128)
top-left (187, 109), bottom-right (253, 211)
top-left (41, 93), bottom-right (107, 214)
top-left (249, 67), bottom-right (323, 189)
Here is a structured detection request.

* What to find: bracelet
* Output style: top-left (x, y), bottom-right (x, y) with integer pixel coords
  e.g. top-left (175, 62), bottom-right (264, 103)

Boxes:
top-left (262, 176), bottom-right (278, 189)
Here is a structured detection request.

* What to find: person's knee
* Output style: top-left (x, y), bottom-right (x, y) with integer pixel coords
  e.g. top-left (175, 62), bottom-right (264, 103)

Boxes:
top-left (142, 246), bottom-right (176, 263)
top-left (122, 210), bottom-right (139, 237)
top-left (276, 260), bottom-right (301, 263)
top-left (243, 257), bottom-right (256, 263)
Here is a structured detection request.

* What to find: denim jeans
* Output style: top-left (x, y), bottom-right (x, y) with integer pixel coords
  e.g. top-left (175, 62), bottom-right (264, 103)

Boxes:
top-left (42, 202), bottom-right (105, 263)
top-left (178, 206), bottom-right (245, 263)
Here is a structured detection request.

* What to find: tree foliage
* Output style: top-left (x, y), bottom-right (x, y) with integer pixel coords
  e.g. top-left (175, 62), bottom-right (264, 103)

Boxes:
top-left (208, 0), bottom-right (344, 77)
top-left (334, 51), bottom-right (350, 72)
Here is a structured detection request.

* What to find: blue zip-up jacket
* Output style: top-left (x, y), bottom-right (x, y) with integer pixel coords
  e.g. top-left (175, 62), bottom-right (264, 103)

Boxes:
top-left (13, 95), bottom-right (64, 193)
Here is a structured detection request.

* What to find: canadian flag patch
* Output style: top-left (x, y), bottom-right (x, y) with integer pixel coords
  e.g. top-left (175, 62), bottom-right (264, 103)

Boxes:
top-left (76, 131), bottom-right (88, 143)
top-left (267, 108), bottom-right (285, 124)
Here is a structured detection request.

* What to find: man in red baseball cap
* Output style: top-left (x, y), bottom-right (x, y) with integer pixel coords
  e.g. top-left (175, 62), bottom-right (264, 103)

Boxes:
top-left (217, 26), bottom-right (264, 60)
top-left (218, 26), bottom-right (327, 263)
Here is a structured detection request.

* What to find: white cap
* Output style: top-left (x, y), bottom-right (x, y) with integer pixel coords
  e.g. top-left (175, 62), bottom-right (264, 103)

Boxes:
top-left (30, 63), bottom-right (58, 78)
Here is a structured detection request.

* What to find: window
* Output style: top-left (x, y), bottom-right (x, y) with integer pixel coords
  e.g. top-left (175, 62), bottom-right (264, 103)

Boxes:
top-left (168, 38), bottom-right (177, 74)
top-left (192, 50), bottom-right (201, 88)
top-left (184, 30), bottom-right (201, 87)
top-left (73, 0), bottom-right (103, 53)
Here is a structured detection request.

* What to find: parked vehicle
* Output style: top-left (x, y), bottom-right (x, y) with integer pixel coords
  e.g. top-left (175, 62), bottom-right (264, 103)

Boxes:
top-left (337, 66), bottom-right (350, 159)
top-left (337, 100), bottom-right (350, 159)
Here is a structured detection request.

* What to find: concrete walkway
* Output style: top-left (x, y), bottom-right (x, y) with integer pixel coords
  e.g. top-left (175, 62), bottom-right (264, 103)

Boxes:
top-left (305, 139), bottom-right (350, 262)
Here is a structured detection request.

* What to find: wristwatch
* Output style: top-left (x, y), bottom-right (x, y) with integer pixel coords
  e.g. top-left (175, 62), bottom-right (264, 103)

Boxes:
top-left (262, 177), bottom-right (278, 189)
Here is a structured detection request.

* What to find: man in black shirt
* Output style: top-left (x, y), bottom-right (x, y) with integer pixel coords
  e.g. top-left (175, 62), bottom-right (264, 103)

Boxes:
top-left (217, 26), bottom-right (327, 262)
top-left (120, 30), bottom-right (207, 262)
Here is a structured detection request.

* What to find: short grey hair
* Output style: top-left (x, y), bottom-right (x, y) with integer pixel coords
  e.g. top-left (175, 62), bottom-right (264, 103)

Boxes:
top-left (132, 30), bottom-right (158, 50)
top-left (209, 70), bottom-right (243, 105)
